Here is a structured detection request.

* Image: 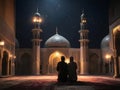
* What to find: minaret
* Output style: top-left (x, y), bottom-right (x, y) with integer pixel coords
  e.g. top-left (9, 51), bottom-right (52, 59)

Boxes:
top-left (79, 11), bottom-right (89, 74)
top-left (32, 9), bottom-right (42, 75)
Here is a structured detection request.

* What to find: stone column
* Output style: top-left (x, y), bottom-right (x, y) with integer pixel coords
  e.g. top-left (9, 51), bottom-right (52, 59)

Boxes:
top-left (80, 40), bottom-right (89, 74)
top-left (32, 39), bottom-right (42, 75)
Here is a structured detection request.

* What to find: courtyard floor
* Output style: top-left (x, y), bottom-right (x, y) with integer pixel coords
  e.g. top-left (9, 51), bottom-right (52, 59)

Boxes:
top-left (0, 75), bottom-right (120, 90)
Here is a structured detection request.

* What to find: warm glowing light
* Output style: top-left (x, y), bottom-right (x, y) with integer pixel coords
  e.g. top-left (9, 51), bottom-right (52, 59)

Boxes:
top-left (33, 17), bottom-right (37, 22)
top-left (0, 41), bottom-right (5, 46)
top-left (82, 19), bottom-right (86, 23)
top-left (9, 54), bottom-right (13, 58)
top-left (33, 17), bottom-right (42, 23)
top-left (105, 54), bottom-right (111, 59)
top-left (14, 55), bottom-right (16, 59)
top-left (65, 58), bottom-right (69, 64)
top-left (38, 18), bottom-right (42, 23)
top-left (55, 51), bottom-right (60, 56)
top-left (105, 54), bottom-right (111, 62)
top-left (113, 25), bottom-right (120, 34)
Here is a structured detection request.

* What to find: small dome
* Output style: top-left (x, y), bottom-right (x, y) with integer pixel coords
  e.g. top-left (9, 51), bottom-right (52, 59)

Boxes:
top-left (34, 12), bottom-right (41, 17)
top-left (101, 35), bottom-right (110, 48)
top-left (34, 8), bottom-right (41, 17)
top-left (81, 10), bottom-right (86, 19)
top-left (45, 33), bottom-right (71, 48)
top-left (81, 12), bottom-right (85, 18)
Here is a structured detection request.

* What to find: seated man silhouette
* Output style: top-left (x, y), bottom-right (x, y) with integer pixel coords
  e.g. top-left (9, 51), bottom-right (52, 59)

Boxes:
top-left (56, 56), bottom-right (68, 82)
top-left (68, 56), bottom-right (77, 82)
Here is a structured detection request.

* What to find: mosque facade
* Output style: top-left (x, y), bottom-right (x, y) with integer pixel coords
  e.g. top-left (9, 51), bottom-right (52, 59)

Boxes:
top-left (15, 11), bottom-right (103, 75)
top-left (1, 0), bottom-right (120, 77)
top-left (15, 33), bottom-right (102, 75)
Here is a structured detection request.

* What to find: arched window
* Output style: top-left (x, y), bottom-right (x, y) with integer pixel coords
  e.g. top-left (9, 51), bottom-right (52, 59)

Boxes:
top-left (19, 53), bottom-right (32, 75)
top-left (89, 53), bottom-right (99, 74)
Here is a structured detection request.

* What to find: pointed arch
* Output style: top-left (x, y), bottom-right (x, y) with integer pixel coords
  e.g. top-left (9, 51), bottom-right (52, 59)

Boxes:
top-left (113, 25), bottom-right (120, 54)
top-left (113, 26), bottom-right (120, 56)
top-left (89, 53), bottom-right (99, 74)
top-left (19, 53), bottom-right (32, 75)
top-left (112, 25), bottom-right (120, 74)
top-left (48, 51), bottom-right (66, 74)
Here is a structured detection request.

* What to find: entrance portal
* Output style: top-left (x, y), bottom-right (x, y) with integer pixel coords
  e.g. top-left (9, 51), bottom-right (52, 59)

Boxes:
top-left (19, 53), bottom-right (32, 75)
top-left (48, 51), bottom-right (65, 74)
top-left (115, 31), bottom-right (120, 56)
top-left (89, 53), bottom-right (99, 74)
top-left (115, 30), bottom-right (120, 73)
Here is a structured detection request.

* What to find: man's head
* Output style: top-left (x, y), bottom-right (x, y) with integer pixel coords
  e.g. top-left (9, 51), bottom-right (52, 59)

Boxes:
top-left (70, 56), bottom-right (74, 62)
top-left (61, 56), bottom-right (65, 62)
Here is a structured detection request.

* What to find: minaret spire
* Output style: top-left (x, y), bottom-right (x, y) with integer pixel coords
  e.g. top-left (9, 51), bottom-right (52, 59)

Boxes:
top-left (80, 10), bottom-right (87, 30)
top-left (56, 27), bottom-right (58, 34)
top-left (82, 8), bottom-right (84, 14)
top-left (33, 8), bottom-right (41, 29)
top-left (37, 8), bottom-right (39, 13)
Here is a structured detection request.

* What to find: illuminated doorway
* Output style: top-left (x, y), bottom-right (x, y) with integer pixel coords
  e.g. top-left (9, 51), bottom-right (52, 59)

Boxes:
top-left (115, 30), bottom-right (120, 57)
top-left (114, 28), bottom-right (120, 73)
top-left (112, 25), bottom-right (120, 76)
top-left (48, 51), bottom-right (65, 74)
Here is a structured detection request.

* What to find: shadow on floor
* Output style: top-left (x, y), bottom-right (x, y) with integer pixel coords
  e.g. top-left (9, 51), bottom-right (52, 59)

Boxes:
top-left (3, 81), bottom-right (120, 90)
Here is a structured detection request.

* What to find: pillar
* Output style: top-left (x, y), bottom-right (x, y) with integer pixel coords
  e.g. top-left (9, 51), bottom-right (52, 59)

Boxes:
top-left (32, 9), bottom-right (42, 75)
top-left (79, 11), bottom-right (89, 75)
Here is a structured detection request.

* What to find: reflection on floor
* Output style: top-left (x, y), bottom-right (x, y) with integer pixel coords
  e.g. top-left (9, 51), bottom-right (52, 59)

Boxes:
top-left (0, 75), bottom-right (120, 90)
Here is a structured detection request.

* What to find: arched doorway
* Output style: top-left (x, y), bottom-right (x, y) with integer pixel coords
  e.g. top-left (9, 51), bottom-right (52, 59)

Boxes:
top-left (48, 51), bottom-right (65, 74)
top-left (89, 53), bottom-right (99, 74)
top-left (115, 30), bottom-right (120, 56)
top-left (19, 53), bottom-right (32, 75)
top-left (115, 29), bottom-right (120, 73)
top-left (2, 51), bottom-right (8, 75)
top-left (112, 25), bottom-right (120, 77)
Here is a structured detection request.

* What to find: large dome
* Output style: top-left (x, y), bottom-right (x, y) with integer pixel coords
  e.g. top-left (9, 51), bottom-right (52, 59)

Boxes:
top-left (45, 33), bottom-right (71, 48)
top-left (101, 34), bottom-right (110, 48)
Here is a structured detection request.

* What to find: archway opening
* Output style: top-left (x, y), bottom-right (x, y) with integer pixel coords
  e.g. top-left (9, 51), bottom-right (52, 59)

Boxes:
top-left (113, 25), bottom-right (120, 56)
top-left (89, 53), bottom-right (99, 75)
top-left (19, 53), bottom-right (32, 75)
top-left (115, 31), bottom-right (120, 56)
top-left (48, 51), bottom-right (66, 74)
top-left (115, 30), bottom-right (120, 73)
top-left (113, 25), bottom-right (120, 74)
top-left (2, 51), bottom-right (8, 75)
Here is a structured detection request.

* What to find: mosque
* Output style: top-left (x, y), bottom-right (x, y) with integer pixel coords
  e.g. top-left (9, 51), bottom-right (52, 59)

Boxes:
top-left (0, 0), bottom-right (120, 78)
top-left (15, 9), bottom-right (104, 75)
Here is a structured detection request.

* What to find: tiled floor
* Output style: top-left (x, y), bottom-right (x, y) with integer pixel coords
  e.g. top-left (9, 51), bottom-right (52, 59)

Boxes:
top-left (0, 75), bottom-right (120, 90)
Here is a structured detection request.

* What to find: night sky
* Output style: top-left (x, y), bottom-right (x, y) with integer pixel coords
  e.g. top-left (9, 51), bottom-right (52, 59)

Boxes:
top-left (16, 0), bottom-right (109, 48)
